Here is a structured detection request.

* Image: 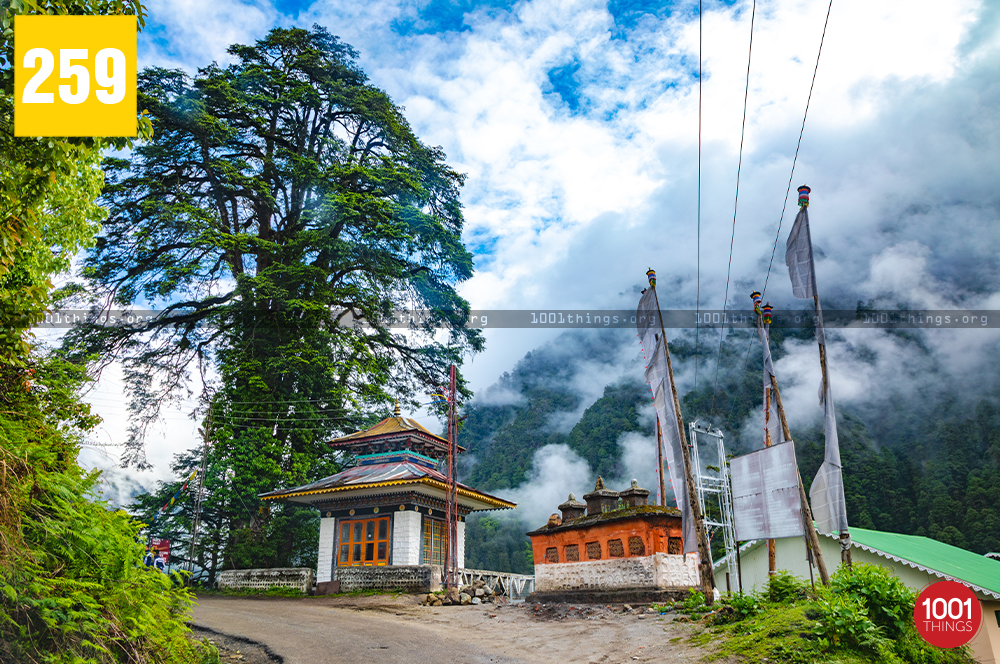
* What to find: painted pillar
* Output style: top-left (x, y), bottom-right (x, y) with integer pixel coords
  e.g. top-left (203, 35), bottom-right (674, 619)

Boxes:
top-left (317, 516), bottom-right (336, 583)
top-left (392, 510), bottom-right (422, 565)
top-left (456, 519), bottom-right (466, 570)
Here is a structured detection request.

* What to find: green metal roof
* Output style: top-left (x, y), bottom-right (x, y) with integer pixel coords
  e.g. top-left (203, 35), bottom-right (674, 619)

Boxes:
top-left (830, 527), bottom-right (1000, 599)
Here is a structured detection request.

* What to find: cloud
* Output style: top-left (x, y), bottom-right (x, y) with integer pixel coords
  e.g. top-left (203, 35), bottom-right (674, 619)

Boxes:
top-left (84, 0), bottom-right (1000, 488)
top-left (497, 443), bottom-right (592, 528)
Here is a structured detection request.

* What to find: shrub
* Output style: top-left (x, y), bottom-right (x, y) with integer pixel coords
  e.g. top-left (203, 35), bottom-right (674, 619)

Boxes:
top-left (812, 592), bottom-right (894, 656)
top-left (765, 569), bottom-right (810, 604)
top-left (680, 588), bottom-right (708, 612)
top-left (712, 591), bottom-right (763, 624)
top-left (0, 355), bottom-right (212, 663)
top-left (831, 563), bottom-right (915, 639)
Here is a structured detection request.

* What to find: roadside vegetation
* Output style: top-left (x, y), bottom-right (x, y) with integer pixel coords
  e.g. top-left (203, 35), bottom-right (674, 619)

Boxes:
top-left (683, 565), bottom-right (976, 664)
top-left (0, 1), bottom-right (218, 661)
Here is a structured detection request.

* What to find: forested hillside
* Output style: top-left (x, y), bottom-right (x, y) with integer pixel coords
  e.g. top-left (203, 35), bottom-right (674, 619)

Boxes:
top-left (461, 322), bottom-right (1000, 574)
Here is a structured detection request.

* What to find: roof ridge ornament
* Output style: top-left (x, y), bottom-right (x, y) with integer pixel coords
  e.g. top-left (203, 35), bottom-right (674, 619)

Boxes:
top-left (394, 400), bottom-right (401, 417)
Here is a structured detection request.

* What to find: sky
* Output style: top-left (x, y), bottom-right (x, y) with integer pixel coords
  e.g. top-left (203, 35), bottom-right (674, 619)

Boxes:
top-left (66, 0), bottom-right (1000, 499)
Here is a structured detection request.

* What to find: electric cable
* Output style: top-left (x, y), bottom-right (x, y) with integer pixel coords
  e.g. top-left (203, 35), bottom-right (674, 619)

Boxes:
top-left (739, 0), bottom-right (835, 372)
top-left (710, 0), bottom-right (756, 414)
top-left (694, 0), bottom-right (703, 391)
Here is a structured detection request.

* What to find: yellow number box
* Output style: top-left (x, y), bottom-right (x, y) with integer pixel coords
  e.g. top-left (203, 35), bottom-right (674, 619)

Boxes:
top-left (15, 15), bottom-right (137, 137)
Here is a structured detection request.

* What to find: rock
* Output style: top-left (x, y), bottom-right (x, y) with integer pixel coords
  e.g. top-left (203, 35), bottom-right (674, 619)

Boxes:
top-left (445, 588), bottom-right (461, 605)
top-left (472, 597), bottom-right (481, 605)
top-left (623, 604), bottom-right (633, 611)
top-left (676, 616), bottom-right (690, 623)
top-left (432, 599), bottom-right (443, 606)
top-left (475, 588), bottom-right (485, 597)
top-left (425, 594), bottom-right (436, 604)
top-left (460, 593), bottom-right (472, 605)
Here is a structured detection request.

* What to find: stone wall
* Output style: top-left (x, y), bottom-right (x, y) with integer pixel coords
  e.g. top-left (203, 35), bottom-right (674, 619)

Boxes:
top-left (333, 564), bottom-right (442, 592)
top-left (392, 509), bottom-right (421, 565)
top-left (534, 553), bottom-right (699, 592)
top-left (317, 516), bottom-right (336, 583)
top-left (216, 568), bottom-right (316, 594)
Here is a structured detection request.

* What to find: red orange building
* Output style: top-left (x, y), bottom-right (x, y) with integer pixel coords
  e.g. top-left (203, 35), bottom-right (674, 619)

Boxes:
top-left (527, 478), bottom-right (700, 603)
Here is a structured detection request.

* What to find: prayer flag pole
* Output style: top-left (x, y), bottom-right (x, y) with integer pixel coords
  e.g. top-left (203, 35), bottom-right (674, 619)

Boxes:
top-left (751, 293), bottom-right (831, 586)
top-left (785, 185), bottom-right (851, 568)
top-left (656, 417), bottom-right (666, 507)
top-left (751, 292), bottom-right (777, 576)
top-left (647, 271), bottom-right (716, 603)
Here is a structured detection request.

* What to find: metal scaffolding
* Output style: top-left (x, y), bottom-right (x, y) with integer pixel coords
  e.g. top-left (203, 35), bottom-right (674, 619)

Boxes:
top-left (688, 421), bottom-right (736, 570)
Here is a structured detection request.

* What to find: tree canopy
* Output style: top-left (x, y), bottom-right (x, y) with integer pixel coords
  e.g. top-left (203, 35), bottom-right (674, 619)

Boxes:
top-left (66, 25), bottom-right (482, 468)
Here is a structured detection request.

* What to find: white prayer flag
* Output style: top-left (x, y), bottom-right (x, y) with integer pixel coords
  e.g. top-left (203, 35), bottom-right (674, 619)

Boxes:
top-left (785, 202), bottom-right (848, 535)
top-left (638, 288), bottom-right (697, 554)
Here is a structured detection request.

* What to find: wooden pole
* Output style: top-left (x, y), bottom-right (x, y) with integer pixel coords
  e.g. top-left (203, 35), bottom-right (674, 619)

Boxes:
top-left (813, 293), bottom-right (851, 568)
top-left (763, 376), bottom-right (776, 577)
top-left (769, 372), bottom-right (831, 586)
top-left (736, 542), bottom-right (743, 592)
top-left (651, 285), bottom-right (716, 603)
top-left (187, 402), bottom-right (213, 583)
top-left (656, 417), bottom-right (666, 507)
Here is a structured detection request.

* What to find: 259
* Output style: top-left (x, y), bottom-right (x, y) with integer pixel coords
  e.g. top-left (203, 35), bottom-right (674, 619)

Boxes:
top-left (22, 48), bottom-right (127, 105)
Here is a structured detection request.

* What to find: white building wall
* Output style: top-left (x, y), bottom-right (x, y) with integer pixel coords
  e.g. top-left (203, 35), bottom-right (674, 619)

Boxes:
top-left (457, 519), bottom-right (466, 569)
top-left (535, 553), bottom-right (699, 592)
top-left (316, 516), bottom-right (336, 583)
top-left (392, 509), bottom-right (422, 565)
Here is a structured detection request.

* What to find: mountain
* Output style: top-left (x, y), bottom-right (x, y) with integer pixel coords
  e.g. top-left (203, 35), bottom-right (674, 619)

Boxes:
top-left (460, 319), bottom-right (1000, 574)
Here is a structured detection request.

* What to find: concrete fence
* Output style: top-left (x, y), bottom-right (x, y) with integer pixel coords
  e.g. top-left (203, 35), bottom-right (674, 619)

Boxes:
top-left (216, 567), bottom-right (315, 594)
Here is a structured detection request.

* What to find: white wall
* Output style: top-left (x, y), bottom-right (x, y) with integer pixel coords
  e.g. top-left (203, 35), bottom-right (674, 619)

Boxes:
top-left (457, 519), bottom-right (466, 569)
top-left (317, 516), bottom-right (336, 583)
top-left (392, 510), bottom-right (422, 565)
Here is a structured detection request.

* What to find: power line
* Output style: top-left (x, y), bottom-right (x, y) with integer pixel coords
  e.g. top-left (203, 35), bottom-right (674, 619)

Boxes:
top-left (740, 0), bottom-right (835, 372)
top-left (710, 0), bottom-right (757, 413)
top-left (694, 0), bottom-right (703, 391)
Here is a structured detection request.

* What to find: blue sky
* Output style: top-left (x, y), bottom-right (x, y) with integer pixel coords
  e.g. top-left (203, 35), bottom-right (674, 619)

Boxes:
top-left (77, 0), bottom-right (1000, 493)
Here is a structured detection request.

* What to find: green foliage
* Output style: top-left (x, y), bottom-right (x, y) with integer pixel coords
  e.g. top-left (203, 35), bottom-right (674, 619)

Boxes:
top-left (812, 592), bottom-right (891, 654)
top-left (0, 354), bottom-right (212, 663)
top-left (713, 590), bottom-right (763, 624)
top-left (0, 0), bottom-right (151, 362)
top-left (831, 564), bottom-right (915, 639)
top-left (766, 569), bottom-right (810, 604)
top-left (66, 25), bottom-right (481, 468)
top-left (678, 588), bottom-right (710, 614)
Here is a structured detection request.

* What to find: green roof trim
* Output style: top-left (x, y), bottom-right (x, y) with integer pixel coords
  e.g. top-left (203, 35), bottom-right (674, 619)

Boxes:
top-left (831, 527), bottom-right (1000, 599)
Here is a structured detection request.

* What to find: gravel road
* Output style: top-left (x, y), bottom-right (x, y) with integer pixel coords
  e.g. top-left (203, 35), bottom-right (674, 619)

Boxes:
top-left (190, 594), bottom-right (731, 664)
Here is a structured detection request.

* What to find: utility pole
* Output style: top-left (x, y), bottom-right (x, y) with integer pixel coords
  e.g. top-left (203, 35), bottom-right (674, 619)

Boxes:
top-left (187, 402), bottom-right (213, 583)
top-left (443, 366), bottom-right (459, 589)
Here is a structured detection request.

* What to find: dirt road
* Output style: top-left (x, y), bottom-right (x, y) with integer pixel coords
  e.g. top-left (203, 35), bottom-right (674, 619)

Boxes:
top-left (191, 594), bottom-right (730, 664)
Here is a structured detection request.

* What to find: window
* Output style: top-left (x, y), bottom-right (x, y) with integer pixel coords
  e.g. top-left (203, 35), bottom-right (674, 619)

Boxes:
top-left (565, 544), bottom-right (579, 562)
top-left (337, 517), bottom-right (390, 566)
top-left (667, 537), bottom-right (681, 555)
top-left (608, 539), bottom-right (624, 558)
top-left (545, 547), bottom-right (559, 563)
top-left (628, 536), bottom-right (645, 556)
top-left (422, 517), bottom-right (445, 565)
top-left (586, 541), bottom-right (601, 560)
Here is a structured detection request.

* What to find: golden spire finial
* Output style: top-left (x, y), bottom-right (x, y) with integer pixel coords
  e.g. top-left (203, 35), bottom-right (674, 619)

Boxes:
top-left (393, 400), bottom-right (401, 417)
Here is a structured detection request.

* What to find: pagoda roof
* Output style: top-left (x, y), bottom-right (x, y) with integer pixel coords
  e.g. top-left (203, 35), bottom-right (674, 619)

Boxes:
top-left (328, 413), bottom-right (464, 458)
top-left (259, 452), bottom-right (514, 512)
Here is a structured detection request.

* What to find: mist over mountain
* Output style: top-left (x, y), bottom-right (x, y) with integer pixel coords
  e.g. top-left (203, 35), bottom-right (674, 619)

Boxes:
top-left (461, 317), bottom-right (1000, 574)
